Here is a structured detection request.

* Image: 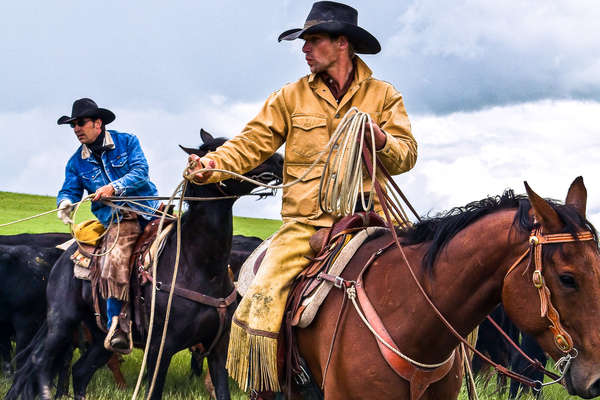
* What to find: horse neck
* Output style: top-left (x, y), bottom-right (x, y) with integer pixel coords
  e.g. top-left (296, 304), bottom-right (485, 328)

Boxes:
top-left (179, 198), bottom-right (235, 278)
top-left (398, 209), bottom-right (530, 362)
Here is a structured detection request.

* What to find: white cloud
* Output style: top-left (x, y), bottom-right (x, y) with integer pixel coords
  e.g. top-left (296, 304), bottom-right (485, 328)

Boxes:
top-left (382, 0), bottom-right (600, 112)
top-left (403, 100), bottom-right (600, 227)
top-left (2, 98), bottom-right (600, 228)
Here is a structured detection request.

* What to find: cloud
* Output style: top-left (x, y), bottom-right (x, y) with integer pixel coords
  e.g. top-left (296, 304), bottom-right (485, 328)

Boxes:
top-left (402, 99), bottom-right (600, 227)
top-left (0, 99), bottom-right (282, 220)
top-left (2, 98), bottom-right (600, 227)
top-left (2, 1), bottom-right (598, 117)
top-left (381, 0), bottom-right (600, 113)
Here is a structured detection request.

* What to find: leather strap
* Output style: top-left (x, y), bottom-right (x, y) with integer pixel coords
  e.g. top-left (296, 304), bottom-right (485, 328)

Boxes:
top-left (148, 276), bottom-right (237, 308)
top-left (146, 274), bottom-right (236, 357)
top-left (359, 143), bottom-right (549, 391)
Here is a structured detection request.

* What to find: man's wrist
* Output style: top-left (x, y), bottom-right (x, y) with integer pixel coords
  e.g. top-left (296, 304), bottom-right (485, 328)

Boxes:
top-left (111, 182), bottom-right (124, 196)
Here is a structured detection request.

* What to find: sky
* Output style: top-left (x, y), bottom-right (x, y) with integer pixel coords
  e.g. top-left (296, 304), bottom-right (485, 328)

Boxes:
top-left (1, 1), bottom-right (599, 226)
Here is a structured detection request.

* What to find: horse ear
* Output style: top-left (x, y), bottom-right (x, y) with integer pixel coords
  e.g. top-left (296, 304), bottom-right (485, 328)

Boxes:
top-left (179, 144), bottom-right (201, 156)
top-left (200, 129), bottom-right (214, 144)
top-left (524, 181), bottom-right (563, 232)
top-left (565, 176), bottom-right (587, 220)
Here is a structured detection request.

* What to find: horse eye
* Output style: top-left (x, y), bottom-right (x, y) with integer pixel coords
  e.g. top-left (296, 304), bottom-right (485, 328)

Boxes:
top-left (559, 274), bottom-right (577, 289)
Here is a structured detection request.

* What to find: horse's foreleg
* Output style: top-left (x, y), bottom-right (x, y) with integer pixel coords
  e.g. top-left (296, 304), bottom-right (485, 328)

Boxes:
top-left (36, 317), bottom-right (78, 400)
top-left (71, 323), bottom-right (113, 399)
top-left (55, 344), bottom-right (74, 399)
top-left (145, 347), bottom-right (175, 400)
top-left (207, 330), bottom-right (231, 400)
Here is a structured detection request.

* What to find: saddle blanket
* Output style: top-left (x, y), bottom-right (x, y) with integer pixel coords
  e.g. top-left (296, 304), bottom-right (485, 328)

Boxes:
top-left (237, 226), bottom-right (388, 328)
top-left (68, 222), bottom-right (174, 281)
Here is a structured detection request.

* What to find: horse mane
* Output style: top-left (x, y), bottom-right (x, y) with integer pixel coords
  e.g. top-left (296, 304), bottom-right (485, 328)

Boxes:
top-left (398, 189), bottom-right (598, 271)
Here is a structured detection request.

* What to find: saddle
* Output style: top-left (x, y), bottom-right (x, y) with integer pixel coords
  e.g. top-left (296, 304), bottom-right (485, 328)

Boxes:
top-left (69, 208), bottom-right (176, 339)
top-left (279, 212), bottom-right (386, 387)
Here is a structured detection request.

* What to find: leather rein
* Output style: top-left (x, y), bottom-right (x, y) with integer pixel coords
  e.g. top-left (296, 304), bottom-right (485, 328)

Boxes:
top-left (143, 272), bottom-right (237, 358)
top-left (323, 143), bottom-right (594, 395)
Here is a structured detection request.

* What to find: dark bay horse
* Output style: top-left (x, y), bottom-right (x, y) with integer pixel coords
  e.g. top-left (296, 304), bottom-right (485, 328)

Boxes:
top-left (6, 130), bottom-right (283, 400)
top-left (297, 177), bottom-right (600, 399)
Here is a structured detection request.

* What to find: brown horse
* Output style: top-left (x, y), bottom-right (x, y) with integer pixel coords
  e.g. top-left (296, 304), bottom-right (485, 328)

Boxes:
top-left (297, 177), bottom-right (600, 399)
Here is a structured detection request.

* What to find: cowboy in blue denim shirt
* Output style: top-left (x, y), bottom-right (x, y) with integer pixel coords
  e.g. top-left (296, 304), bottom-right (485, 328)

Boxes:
top-left (56, 98), bottom-right (159, 353)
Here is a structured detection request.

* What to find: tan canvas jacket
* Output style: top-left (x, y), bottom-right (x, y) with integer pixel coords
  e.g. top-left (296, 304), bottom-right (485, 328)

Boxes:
top-left (201, 57), bottom-right (417, 227)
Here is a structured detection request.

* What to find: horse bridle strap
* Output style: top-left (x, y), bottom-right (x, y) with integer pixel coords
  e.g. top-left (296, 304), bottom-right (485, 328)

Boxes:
top-left (358, 144), bottom-right (572, 390)
top-left (145, 275), bottom-right (237, 356)
top-left (505, 228), bottom-right (595, 354)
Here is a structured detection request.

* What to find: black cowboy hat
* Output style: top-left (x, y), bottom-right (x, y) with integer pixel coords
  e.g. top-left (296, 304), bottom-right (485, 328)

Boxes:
top-left (57, 98), bottom-right (115, 125)
top-left (278, 1), bottom-right (380, 54)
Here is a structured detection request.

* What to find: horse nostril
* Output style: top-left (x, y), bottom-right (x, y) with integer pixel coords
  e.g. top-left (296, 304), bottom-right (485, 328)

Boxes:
top-left (589, 378), bottom-right (600, 397)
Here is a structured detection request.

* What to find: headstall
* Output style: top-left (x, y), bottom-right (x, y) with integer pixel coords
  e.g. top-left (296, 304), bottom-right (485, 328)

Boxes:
top-left (505, 227), bottom-right (596, 354)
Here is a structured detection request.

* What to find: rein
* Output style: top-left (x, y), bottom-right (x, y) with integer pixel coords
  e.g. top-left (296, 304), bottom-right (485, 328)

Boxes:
top-left (357, 143), bottom-right (591, 391)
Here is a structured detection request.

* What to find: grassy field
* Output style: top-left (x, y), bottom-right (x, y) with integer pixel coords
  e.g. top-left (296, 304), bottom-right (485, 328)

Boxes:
top-left (0, 192), bottom-right (584, 399)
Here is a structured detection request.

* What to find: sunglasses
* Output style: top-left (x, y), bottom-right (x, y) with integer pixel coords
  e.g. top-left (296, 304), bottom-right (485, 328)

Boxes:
top-left (69, 118), bottom-right (93, 128)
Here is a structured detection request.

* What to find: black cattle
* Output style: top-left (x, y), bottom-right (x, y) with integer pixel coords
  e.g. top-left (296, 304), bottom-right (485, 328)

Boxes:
top-left (229, 234), bottom-right (262, 280)
top-left (0, 233), bottom-right (71, 247)
top-left (0, 233), bottom-right (68, 375)
top-left (0, 244), bottom-right (63, 373)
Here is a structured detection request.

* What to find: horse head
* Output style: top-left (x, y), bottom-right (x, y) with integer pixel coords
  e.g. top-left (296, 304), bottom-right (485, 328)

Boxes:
top-left (179, 128), bottom-right (283, 200)
top-left (502, 177), bottom-right (600, 398)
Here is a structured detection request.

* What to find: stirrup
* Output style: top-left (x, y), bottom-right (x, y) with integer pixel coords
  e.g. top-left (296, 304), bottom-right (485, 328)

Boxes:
top-left (103, 316), bottom-right (133, 354)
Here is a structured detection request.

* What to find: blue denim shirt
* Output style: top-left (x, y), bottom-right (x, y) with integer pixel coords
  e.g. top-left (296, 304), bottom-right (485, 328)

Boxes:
top-left (57, 130), bottom-right (160, 227)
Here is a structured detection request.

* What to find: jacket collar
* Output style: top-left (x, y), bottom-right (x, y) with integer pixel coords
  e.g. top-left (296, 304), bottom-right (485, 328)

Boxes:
top-left (308, 56), bottom-right (372, 87)
top-left (81, 130), bottom-right (115, 160)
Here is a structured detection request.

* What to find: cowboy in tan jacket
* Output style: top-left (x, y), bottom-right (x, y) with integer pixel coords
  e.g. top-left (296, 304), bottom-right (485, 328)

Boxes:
top-left (187, 1), bottom-right (417, 394)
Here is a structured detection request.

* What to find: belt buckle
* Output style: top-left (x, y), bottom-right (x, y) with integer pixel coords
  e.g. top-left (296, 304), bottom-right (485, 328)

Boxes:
top-left (334, 276), bottom-right (344, 289)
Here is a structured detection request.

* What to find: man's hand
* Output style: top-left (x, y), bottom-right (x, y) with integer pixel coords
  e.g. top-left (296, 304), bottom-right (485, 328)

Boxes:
top-left (186, 155), bottom-right (215, 183)
top-left (57, 200), bottom-right (74, 225)
top-left (93, 184), bottom-right (115, 201)
top-left (365, 121), bottom-right (387, 150)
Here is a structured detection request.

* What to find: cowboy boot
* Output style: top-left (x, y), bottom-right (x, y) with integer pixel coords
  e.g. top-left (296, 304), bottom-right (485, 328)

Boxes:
top-left (104, 316), bottom-right (132, 354)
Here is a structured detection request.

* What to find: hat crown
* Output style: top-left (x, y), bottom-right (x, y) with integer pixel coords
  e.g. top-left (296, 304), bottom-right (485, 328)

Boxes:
top-left (57, 97), bottom-right (115, 125)
top-left (72, 98), bottom-right (99, 116)
top-left (305, 1), bottom-right (358, 28)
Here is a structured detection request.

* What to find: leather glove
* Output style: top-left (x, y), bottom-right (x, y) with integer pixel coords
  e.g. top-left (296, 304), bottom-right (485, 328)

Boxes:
top-left (57, 200), bottom-right (74, 225)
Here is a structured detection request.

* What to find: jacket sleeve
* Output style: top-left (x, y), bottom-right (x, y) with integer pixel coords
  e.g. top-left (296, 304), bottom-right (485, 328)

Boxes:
top-left (200, 90), bottom-right (287, 183)
top-left (57, 158), bottom-right (84, 206)
top-left (110, 135), bottom-right (152, 196)
top-left (375, 86), bottom-right (418, 175)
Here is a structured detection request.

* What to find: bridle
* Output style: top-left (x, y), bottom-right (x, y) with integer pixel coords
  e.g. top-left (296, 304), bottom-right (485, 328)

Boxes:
top-left (504, 226), bottom-right (596, 354)
top-left (355, 141), bottom-right (598, 392)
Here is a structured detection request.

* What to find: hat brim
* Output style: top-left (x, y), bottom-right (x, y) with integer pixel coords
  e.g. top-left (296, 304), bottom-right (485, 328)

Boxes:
top-left (278, 22), bottom-right (380, 54)
top-left (57, 108), bottom-right (115, 125)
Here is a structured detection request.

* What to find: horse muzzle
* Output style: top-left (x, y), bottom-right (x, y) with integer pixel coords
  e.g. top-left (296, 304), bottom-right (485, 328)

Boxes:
top-left (565, 360), bottom-right (600, 399)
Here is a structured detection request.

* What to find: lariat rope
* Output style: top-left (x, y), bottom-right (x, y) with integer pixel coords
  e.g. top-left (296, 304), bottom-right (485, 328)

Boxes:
top-left (131, 180), bottom-right (186, 400)
top-left (183, 107), bottom-right (413, 221)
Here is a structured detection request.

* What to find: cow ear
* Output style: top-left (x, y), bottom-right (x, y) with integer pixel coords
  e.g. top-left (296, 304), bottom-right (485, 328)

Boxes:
top-left (565, 176), bottom-right (587, 220)
top-left (200, 129), bottom-right (214, 144)
top-left (179, 144), bottom-right (201, 156)
top-left (525, 181), bottom-right (563, 232)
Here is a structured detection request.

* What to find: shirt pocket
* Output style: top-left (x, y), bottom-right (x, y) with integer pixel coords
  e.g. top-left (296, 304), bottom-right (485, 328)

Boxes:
top-left (110, 152), bottom-right (128, 168)
top-left (109, 152), bottom-right (129, 177)
top-left (79, 167), bottom-right (105, 190)
top-left (281, 164), bottom-right (324, 220)
top-left (79, 167), bottom-right (102, 182)
top-left (286, 114), bottom-right (329, 163)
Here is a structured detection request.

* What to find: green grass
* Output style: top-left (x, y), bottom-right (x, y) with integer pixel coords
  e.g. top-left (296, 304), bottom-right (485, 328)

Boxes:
top-left (0, 192), bottom-right (583, 399)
